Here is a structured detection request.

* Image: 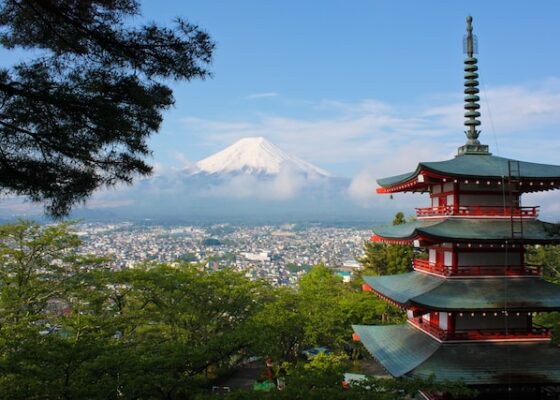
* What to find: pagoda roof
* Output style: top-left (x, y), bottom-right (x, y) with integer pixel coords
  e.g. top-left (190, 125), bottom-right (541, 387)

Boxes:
top-left (363, 272), bottom-right (560, 311)
top-left (352, 324), bottom-right (440, 377)
top-left (353, 324), bottom-right (560, 384)
top-left (372, 218), bottom-right (560, 244)
top-left (377, 153), bottom-right (560, 193)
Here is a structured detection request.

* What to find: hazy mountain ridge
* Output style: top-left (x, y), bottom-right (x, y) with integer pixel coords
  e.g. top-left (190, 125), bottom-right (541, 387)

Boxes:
top-left (2, 137), bottom-right (377, 222)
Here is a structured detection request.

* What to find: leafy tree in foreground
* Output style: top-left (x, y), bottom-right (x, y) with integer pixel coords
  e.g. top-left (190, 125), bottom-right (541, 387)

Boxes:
top-left (0, 0), bottom-right (214, 217)
top-left (0, 221), bottom-right (268, 399)
top-left (250, 265), bottom-right (399, 360)
top-left (0, 222), bottom-right (469, 399)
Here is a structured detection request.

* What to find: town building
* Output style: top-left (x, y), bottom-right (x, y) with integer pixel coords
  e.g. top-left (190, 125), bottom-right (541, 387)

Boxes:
top-left (353, 16), bottom-right (560, 400)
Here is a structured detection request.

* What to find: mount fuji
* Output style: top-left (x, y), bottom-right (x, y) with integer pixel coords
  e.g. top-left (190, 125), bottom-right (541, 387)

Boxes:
top-left (189, 137), bottom-right (333, 178)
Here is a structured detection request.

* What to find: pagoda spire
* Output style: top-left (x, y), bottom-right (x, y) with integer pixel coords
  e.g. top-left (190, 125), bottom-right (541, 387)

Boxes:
top-left (458, 16), bottom-right (489, 156)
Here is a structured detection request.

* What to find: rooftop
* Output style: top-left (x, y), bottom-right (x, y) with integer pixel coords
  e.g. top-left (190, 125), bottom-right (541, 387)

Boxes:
top-left (353, 324), bottom-right (560, 384)
top-left (363, 272), bottom-right (560, 311)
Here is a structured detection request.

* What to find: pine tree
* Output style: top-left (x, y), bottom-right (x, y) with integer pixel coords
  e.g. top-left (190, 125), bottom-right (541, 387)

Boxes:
top-left (0, 0), bottom-right (214, 216)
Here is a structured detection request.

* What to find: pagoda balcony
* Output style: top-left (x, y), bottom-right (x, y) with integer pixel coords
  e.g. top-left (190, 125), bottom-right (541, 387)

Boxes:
top-left (416, 205), bottom-right (539, 219)
top-left (408, 318), bottom-right (551, 342)
top-left (412, 258), bottom-right (542, 277)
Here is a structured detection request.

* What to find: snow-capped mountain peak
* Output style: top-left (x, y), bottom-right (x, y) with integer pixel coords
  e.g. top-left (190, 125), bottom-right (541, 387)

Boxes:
top-left (193, 137), bottom-right (332, 177)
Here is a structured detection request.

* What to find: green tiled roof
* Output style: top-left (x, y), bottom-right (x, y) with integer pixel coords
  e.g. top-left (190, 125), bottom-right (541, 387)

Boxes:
top-left (377, 153), bottom-right (560, 188)
top-left (372, 218), bottom-right (560, 243)
top-left (352, 324), bottom-right (439, 377)
top-left (354, 324), bottom-right (560, 384)
top-left (414, 341), bottom-right (560, 385)
top-left (364, 272), bottom-right (560, 311)
top-left (363, 274), bottom-right (443, 305)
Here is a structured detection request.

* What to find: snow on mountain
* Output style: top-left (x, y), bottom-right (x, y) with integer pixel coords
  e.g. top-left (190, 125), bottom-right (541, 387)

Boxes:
top-left (193, 137), bottom-right (333, 177)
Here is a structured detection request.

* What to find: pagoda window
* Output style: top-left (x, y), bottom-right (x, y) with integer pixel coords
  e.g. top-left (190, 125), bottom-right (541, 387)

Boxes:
top-left (428, 249), bottom-right (436, 264)
top-left (443, 251), bottom-right (453, 267)
top-left (446, 194), bottom-right (454, 205)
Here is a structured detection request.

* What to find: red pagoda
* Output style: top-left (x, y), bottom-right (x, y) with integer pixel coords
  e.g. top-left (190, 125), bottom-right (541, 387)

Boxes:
top-left (353, 16), bottom-right (560, 400)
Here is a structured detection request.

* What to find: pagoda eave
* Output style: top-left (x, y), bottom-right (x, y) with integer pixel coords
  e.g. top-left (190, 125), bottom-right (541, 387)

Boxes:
top-left (353, 324), bottom-right (560, 384)
top-left (376, 155), bottom-right (560, 195)
top-left (371, 219), bottom-right (560, 245)
top-left (362, 273), bottom-right (560, 311)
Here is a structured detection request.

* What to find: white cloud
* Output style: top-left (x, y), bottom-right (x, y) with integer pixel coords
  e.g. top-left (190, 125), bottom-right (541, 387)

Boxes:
top-left (198, 167), bottom-right (308, 200)
top-left (172, 153), bottom-right (194, 169)
top-left (245, 92), bottom-right (279, 99)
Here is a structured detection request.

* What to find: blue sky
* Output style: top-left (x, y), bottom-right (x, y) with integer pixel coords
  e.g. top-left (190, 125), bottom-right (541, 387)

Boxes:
top-left (129, 1), bottom-right (560, 182)
top-left (3, 1), bottom-right (560, 177)
top-left (4, 1), bottom-right (560, 217)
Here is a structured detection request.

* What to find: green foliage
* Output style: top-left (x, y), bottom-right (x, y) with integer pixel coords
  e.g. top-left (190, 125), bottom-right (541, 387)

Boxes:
top-left (357, 212), bottom-right (413, 277)
top-left (526, 244), bottom-right (560, 342)
top-left (358, 241), bottom-right (413, 276)
top-left (286, 263), bottom-right (312, 273)
top-left (392, 212), bottom-right (406, 225)
top-left (0, 221), bottom-right (468, 399)
top-left (525, 244), bottom-right (560, 283)
top-left (0, 221), bottom-right (267, 399)
top-left (0, 1), bottom-right (214, 217)
top-left (250, 265), bottom-right (398, 361)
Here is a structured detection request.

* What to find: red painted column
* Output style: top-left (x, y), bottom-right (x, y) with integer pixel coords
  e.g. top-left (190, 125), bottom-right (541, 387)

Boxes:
top-left (452, 244), bottom-right (458, 274)
top-left (453, 182), bottom-right (459, 212)
top-left (447, 312), bottom-right (455, 337)
top-left (431, 312), bottom-right (440, 328)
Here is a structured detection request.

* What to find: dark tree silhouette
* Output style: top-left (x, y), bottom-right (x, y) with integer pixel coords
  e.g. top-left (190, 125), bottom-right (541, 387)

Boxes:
top-left (0, 0), bottom-right (214, 216)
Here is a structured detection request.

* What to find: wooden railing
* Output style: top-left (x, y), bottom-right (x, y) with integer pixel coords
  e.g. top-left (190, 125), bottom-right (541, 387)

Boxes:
top-left (416, 205), bottom-right (539, 218)
top-left (412, 258), bottom-right (542, 277)
top-left (409, 318), bottom-right (550, 341)
top-left (413, 258), bottom-right (447, 275)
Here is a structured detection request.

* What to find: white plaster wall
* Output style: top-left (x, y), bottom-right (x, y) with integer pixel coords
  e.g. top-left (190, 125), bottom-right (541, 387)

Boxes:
top-left (429, 249), bottom-right (436, 264)
top-left (439, 312), bottom-right (448, 330)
